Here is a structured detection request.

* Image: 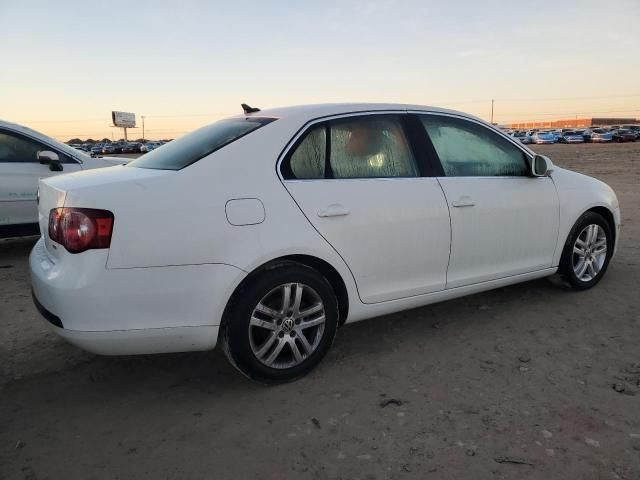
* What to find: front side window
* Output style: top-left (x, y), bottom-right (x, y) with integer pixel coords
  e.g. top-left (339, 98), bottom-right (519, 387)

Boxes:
top-left (0, 131), bottom-right (71, 163)
top-left (283, 115), bottom-right (418, 180)
top-left (129, 117), bottom-right (276, 170)
top-left (420, 115), bottom-right (529, 177)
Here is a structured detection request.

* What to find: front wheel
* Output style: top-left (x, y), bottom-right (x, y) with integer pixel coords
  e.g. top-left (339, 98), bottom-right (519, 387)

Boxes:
top-left (559, 212), bottom-right (613, 290)
top-left (221, 262), bottom-right (339, 384)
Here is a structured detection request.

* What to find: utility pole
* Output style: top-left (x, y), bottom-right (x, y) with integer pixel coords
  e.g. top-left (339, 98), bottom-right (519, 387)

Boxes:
top-left (490, 99), bottom-right (495, 124)
top-left (141, 115), bottom-right (145, 141)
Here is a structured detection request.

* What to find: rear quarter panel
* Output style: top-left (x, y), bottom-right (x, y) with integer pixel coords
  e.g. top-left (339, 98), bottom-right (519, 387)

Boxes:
top-left (96, 120), bottom-right (360, 312)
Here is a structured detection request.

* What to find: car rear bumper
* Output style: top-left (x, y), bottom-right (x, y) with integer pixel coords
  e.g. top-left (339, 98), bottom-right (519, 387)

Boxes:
top-left (30, 237), bottom-right (245, 355)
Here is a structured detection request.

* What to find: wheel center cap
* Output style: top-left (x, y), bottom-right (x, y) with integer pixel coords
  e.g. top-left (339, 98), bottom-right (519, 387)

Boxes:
top-left (281, 317), bottom-right (294, 333)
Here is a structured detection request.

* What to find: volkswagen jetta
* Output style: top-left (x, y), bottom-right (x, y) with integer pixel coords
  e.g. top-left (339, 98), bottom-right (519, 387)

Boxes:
top-left (30, 103), bottom-right (620, 383)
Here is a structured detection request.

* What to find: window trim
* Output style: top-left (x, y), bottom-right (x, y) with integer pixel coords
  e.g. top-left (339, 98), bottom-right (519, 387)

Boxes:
top-left (0, 128), bottom-right (79, 164)
top-left (409, 111), bottom-right (535, 178)
top-left (279, 111), bottom-right (430, 181)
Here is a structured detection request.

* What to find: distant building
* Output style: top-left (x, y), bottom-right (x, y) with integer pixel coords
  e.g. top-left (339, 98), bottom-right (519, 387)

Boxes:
top-left (508, 117), bottom-right (638, 129)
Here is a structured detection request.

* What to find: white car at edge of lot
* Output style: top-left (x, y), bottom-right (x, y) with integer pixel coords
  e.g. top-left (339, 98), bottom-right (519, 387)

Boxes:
top-left (30, 103), bottom-right (621, 383)
top-left (531, 131), bottom-right (557, 144)
top-left (0, 120), bottom-right (129, 238)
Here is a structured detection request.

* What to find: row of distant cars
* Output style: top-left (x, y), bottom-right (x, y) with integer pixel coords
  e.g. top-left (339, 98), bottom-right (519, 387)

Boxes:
top-left (508, 125), bottom-right (640, 145)
top-left (70, 141), bottom-right (167, 156)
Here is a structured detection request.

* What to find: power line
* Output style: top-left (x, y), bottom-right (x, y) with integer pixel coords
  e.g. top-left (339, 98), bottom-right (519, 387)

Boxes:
top-left (495, 108), bottom-right (640, 118)
top-left (437, 93), bottom-right (640, 106)
top-left (497, 93), bottom-right (640, 102)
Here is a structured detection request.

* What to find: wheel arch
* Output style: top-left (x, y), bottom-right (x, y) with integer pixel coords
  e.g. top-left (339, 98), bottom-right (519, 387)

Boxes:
top-left (585, 206), bottom-right (616, 246)
top-left (222, 255), bottom-right (350, 328)
top-left (560, 204), bottom-right (617, 267)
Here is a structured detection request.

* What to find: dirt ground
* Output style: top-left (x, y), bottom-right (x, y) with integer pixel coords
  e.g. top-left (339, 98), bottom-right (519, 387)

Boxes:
top-left (1, 142), bottom-right (639, 480)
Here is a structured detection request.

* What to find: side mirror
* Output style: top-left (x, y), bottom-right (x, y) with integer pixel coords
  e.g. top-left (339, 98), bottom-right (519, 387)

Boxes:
top-left (532, 154), bottom-right (553, 177)
top-left (37, 150), bottom-right (63, 172)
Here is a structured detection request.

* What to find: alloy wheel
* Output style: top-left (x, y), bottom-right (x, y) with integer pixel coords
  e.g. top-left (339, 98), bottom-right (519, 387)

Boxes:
top-left (572, 224), bottom-right (607, 282)
top-left (248, 283), bottom-right (326, 369)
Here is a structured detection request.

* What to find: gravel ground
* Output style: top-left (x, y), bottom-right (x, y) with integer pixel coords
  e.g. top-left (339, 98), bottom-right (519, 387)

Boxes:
top-left (1, 142), bottom-right (639, 480)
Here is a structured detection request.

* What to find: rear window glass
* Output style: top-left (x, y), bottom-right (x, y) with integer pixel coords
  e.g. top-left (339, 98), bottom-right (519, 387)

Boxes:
top-left (128, 117), bottom-right (276, 170)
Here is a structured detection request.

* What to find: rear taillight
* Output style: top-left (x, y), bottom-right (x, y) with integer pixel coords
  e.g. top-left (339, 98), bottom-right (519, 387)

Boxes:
top-left (48, 208), bottom-right (114, 254)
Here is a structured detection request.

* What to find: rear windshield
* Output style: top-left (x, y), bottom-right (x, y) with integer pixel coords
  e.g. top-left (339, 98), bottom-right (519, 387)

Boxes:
top-left (128, 117), bottom-right (276, 170)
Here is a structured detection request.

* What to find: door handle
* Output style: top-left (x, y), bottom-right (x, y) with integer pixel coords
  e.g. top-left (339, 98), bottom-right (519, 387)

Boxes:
top-left (317, 203), bottom-right (350, 218)
top-left (451, 196), bottom-right (475, 208)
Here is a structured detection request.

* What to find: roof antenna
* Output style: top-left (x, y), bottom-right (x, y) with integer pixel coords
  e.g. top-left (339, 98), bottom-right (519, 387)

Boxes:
top-left (241, 103), bottom-right (261, 114)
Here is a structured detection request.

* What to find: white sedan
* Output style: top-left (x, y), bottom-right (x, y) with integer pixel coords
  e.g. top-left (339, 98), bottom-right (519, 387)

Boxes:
top-left (30, 103), bottom-right (621, 383)
top-left (531, 132), bottom-right (557, 144)
top-left (0, 120), bottom-right (127, 238)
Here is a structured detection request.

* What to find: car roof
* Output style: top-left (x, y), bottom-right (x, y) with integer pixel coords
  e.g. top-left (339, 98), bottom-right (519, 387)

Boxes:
top-left (235, 102), bottom-right (482, 123)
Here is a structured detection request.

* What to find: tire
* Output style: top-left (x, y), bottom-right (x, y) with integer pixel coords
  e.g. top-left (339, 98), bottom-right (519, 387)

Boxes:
top-left (559, 211), bottom-right (613, 290)
top-left (221, 262), bottom-right (339, 384)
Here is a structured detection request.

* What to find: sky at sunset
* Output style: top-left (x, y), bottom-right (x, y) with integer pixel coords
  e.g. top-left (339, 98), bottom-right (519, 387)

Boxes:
top-left (1, 0), bottom-right (639, 140)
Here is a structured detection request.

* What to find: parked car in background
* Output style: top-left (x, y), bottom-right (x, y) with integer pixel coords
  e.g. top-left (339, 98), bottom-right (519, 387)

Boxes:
top-left (531, 132), bottom-right (557, 144)
top-left (511, 131), bottom-right (532, 144)
top-left (102, 144), bottom-right (116, 154)
top-left (112, 143), bottom-right (127, 154)
top-left (30, 103), bottom-right (620, 383)
top-left (612, 129), bottom-right (637, 143)
top-left (559, 131), bottom-right (585, 144)
top-left (550, 130), bottom-right (563, 142)
top-left (0, 120), bottom-right (128, 237)
top-left (620, 125), bottom-right (640, 139)
top-left (591, 128), bottom-right (614, 143)
top-left (140, 142), bottom-right (162, 153)
top-left (122, 142), bottom-right (142, 153)
top-left (580, 129), bottom-right (592, 143)
top-left (91, 144), bottom-right (104, 155)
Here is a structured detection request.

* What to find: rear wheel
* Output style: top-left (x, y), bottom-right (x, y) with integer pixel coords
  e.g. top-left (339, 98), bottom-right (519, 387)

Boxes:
top-left (559, 212), bottom-right (613, 290)
top-left (221, 262), bottom-right (339, 384)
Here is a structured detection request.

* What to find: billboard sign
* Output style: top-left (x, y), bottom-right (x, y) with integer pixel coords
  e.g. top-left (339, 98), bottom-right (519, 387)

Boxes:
top-left (112, 111), bottom-right (136, 128)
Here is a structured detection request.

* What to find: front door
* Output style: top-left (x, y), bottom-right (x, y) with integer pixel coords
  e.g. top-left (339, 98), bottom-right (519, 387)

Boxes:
top-left (281, 113), bottom-right (451, 303)
top-left (0, 130), bottom-right (82, 227)
top-left (417, 113), bottom-right (559, 288)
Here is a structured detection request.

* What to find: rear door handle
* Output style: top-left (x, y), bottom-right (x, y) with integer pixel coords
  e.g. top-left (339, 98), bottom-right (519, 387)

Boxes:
top-left (451, 196), bottom-right (475, 208)
top-left (317, 203), bottom-right (350, 218)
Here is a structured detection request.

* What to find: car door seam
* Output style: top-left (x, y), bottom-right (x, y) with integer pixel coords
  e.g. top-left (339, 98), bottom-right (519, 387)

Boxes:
top-left (276, 179), bottom-right (365, 304)
top-left (435, 177), bottom-right (453, 288)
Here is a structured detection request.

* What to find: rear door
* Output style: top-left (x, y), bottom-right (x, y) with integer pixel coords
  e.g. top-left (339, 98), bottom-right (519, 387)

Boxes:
top-left (280, 112), bottom-right (451, 304)
top-left (0, 129), bottom-right (82, 227)
top-left (415, 113), bottom-right (559, 288)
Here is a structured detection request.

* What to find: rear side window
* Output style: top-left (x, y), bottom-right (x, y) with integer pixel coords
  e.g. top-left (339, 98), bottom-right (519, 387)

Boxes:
top-left (329, 117), bottom-right (417, 179)
top-left (420, 115), bottom-right (529, 177)
top-left (283, 114), bottom-right (418, 179)
top-left (289, 126), bottom-right (326, 179)
top-left (129, 117), bottom-right (276, 170)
